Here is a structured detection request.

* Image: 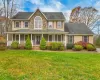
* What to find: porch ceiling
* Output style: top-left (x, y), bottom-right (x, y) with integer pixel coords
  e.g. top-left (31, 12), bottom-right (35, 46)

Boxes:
top-left (6, 29), bottom-right (68, 34)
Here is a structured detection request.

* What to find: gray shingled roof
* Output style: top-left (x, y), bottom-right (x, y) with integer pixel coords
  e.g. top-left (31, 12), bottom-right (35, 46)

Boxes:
top-left (11, 12), bottom-right (65, 20)
top-left (43, 12), bottom-right (65, 20)
top-left (12, 12), bottom-right (33, 19)
top-left (64, 23), bottom-right (94, 34)
top-left (10, 29), bottom-right (66, 33)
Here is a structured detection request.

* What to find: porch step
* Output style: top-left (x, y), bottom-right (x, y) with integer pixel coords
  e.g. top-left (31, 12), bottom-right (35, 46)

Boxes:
top-left (33, 46), bottom-right (40, 50)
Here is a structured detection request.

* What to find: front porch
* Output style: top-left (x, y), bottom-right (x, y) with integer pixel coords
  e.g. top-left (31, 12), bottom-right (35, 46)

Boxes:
top-left (7, 34), bottom-right (67, 46)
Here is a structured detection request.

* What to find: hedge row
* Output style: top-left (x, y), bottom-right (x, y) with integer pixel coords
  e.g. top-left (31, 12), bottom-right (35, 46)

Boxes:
top-left (66, 41), bottom-right (96, 51)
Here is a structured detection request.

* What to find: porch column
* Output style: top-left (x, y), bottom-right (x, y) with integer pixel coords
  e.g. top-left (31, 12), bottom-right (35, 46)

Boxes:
top-left (57, 35), bottom-right (58, 42)
top-left (54, 34), bottom-right (55, 42)
top-left (19, 34), bottom-right (20, 44)
top-left (61, 34), bottom-right (62, 42)
top-left (31, 34), bottom-right (33, 46)
top-left (24, 34), bottom-right (25, 43)
top-left (48, 35), bottom-right (49, 42)
top-left (12, 34), bottom-right (13, 42)
top-left (65, 34), bottom-right (67, 47)
top-left (42, 34), bottom-right (43, 37)
top-left (7, 33), bottom-right (8, 46)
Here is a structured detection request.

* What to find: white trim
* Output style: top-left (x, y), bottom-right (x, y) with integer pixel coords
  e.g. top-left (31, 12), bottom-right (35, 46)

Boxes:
top-left (24, 21), bottom-right (29, 28)
top-left (65, 34), bottom-right (67, 47)
top-left (34, 16), bottom-right (42, 30)
top-left (48, 21), bottom-right (53, 29)
top-left (15, 21), bottom-right (20, 28)
top-left (57, 21), bottom-right (62, 28)
top-left (12, 34), bottom-right (13, 42)
top-left (28, 9), bottom-right (47, 20)
top-left (24, 34), bottom-right (25, 43)
top-left (61, 34), bottom-right (62, 42)
top-left (31, 34), bottom-right (33, 46)
top-left (19, 34), bottom-right (20, 44)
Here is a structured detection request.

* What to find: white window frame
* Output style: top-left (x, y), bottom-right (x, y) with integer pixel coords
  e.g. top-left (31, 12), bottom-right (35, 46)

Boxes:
top-left (68, 35), bottom-right (74, 44)
top-left (24, 22), bottom-right (28, 28)
top-left (15, 21), bottom-right (20, 28)
top-left (34, 16), bottom-right (42, 30)
top-left (83, 36), bottom-right (89, 43)
top-left (57, 21), bottom-right (62, 28)
top-left (48, 22), bottom-right (53, 29)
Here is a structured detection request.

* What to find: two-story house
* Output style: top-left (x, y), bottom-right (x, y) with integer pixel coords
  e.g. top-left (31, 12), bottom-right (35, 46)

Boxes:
top-left (6, 9), bottom-right (94, 47)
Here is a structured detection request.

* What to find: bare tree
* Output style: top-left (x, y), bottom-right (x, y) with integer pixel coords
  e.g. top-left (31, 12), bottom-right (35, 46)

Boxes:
top-left (69, 7), bottom-right (100, 34)
top-left (1, 0), bottom-right (18, 34)
top-left (79, 7), bottom-right (98, 27)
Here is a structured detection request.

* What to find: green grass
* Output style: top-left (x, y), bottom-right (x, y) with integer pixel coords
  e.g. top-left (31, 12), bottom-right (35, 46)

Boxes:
top-left (0, 50), bottom-right (100, 80)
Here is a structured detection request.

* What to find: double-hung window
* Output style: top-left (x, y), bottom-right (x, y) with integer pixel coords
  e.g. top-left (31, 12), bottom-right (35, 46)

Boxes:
top-left (83, 36), bottom-right (89, 42)
top-left (57, 21), bottom-right (62, 28)
top-left (48, 22), bottom-right (53, 29)
top-left (68, 35), bottom-right (74, 44)
top-left (24, 22), bottom-right (28, 28)
top-left (15, 22), bottom-right (20, 28)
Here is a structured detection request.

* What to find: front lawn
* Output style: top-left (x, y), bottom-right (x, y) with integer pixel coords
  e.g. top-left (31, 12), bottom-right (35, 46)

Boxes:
top-left (0, 50), bottom-right (100, 80)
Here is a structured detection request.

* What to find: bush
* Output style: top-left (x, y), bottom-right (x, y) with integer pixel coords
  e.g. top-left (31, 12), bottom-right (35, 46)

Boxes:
top-left (51, 42), bottom-right (64, 51)
top-left (40, 37), bottom-right (46, 50)
top-left (11, 41), bottom-right (19, 49)
top-left (0, 36), bottom-right (6, 50)
top-left (18, 43), bottom-right (25, 49)
top-left (25, 35), bottom-right (32, 50)
top-left (51, 42), bottom-right (58, 50)
top-left (75, 41), bottom-right (88, 49)
top-left (59, 45), bottom-right (65, 51)
top-left (86, 44), bottom-right (96, 51)
top-left (46, 42), bottom-right (52, 50)
top-left (66, 43), bottom-right (74, 49)
top-left (74, 44), bottom-right (83, 51)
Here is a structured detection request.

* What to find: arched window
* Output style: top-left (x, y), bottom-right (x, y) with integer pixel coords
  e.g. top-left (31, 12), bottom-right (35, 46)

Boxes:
top-left (34, 16), bottom-right (42, 29)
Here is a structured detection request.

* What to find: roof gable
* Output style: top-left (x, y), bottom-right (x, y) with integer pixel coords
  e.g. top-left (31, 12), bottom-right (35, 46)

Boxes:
top-left (28, 9), bottom-right (47, 20)
top-left (11, 9), bottom-right (65, 20)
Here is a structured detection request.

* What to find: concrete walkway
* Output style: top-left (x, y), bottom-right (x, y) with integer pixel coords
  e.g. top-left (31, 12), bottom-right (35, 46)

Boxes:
top-left (96, 48), bottom-right (100, 53)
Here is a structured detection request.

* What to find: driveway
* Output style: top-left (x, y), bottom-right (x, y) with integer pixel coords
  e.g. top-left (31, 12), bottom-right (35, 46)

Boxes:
top-left (96, 48), bottom-right (100, 53)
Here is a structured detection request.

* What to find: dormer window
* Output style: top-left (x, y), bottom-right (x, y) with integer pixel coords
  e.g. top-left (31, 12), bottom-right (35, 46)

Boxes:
top-left (24, 22), bottom-right (28, 28)
top-left (34, 16), bottom-right (42, 29)
top-left (48, 22), bottom-right (53, 29)
top-left (57, 21), bottom-right (62, 28)
top-left (15, 22), bottom-right (20, 28)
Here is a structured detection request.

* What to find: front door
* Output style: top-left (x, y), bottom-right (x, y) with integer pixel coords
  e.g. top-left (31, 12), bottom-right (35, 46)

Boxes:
top-left (36, 35), bottom-right (41, 45)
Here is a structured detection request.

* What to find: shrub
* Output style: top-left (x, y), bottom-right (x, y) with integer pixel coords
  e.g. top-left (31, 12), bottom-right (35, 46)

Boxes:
top-left (46, 42), bottom-right (52, 50)
top-left (0, 36), bottom-right (6, 50)
top-left (18, 43), bottom-right (25, 49)
top-left (66, 43), bottom-right (74, 49)
top-left (74, 44), bottom-right (83, 51)
top-left (75, 41), bottom-right (88, 49)
top-left (59, 45), bottom-right (65, 51)
top-left (11, 41), bottom-right (19, 49)
top-left (51, 42), bottom-right (58, 50)
top-left (25, 35), bottom-right (32, 50)
top-left (40, 37), bottom-right (46, 50)
top-left (51, 42), bottom-right (64, 51)
top-left (86, 44), bottom-right (96, 51)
